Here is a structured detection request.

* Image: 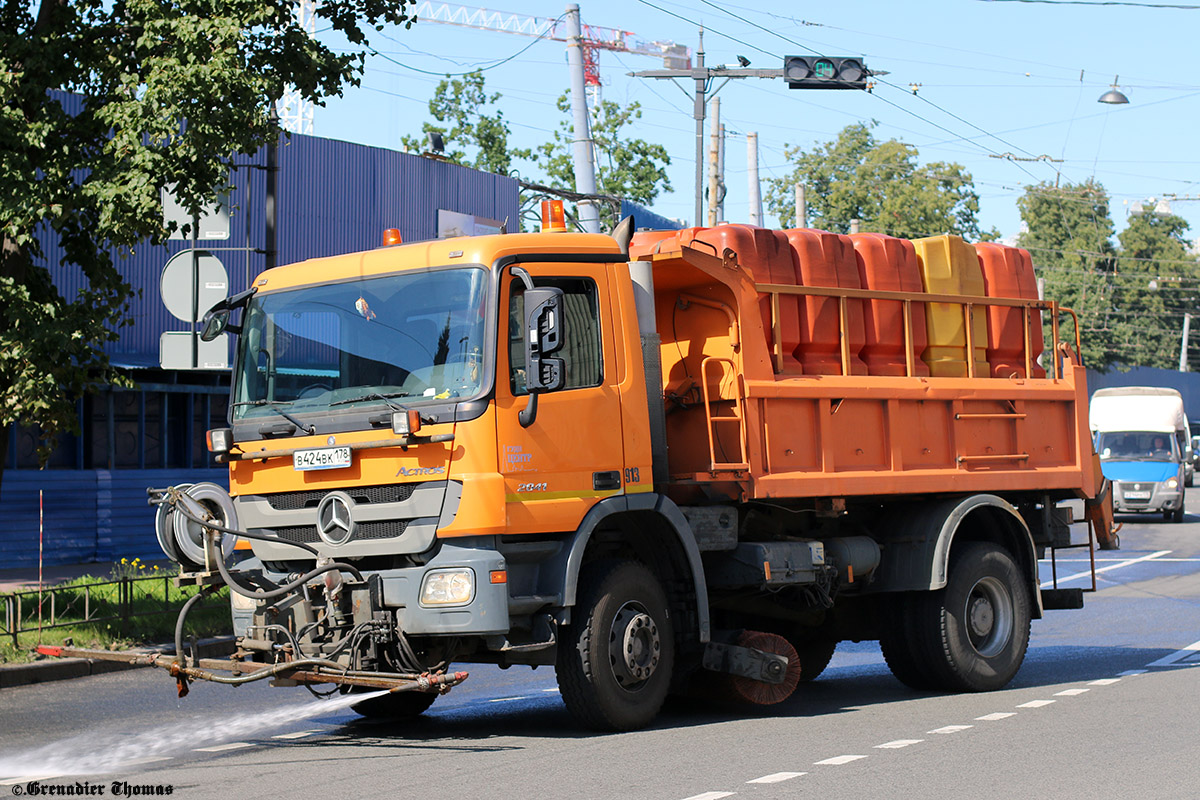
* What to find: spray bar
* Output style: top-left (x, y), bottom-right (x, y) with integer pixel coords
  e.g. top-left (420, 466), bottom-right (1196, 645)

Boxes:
top-left (33, 644), bottom-right (468, 694)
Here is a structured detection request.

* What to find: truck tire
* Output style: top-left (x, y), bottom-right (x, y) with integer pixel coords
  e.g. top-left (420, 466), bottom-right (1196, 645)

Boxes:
top-left (350, 689), bottom-right (438, 719)
top-left (926, 542), bottom-right (1031, 691)
top-left (793, 638), bottom-right (838, 682)
top-left (879, 593), bottom-right (940, 691)
top-left (556, 559), bottom-right (675, 731)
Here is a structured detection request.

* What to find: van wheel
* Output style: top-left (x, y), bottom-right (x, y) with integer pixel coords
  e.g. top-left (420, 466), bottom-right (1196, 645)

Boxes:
top-left (556, 560), bottom-right (675, 731)
top-left (1171, 498), bottom-right (1185, 523)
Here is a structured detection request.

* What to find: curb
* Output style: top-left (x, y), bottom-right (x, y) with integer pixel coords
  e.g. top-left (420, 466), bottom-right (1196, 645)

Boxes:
top-left (0, 636), bottom-right (237, 689)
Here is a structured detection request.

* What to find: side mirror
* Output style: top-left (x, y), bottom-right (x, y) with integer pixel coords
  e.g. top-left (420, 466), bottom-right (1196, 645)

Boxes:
top-left (523, 286), bottom-right (566, 393)
top-left (200, 309), bottom-right (229, 341)
top-left (199, 286), bottom-right (257, 341)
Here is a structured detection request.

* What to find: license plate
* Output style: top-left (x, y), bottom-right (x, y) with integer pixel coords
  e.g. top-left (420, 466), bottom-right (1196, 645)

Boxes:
top-left (293, 446), bottom-right (352, 471)
top-left (1124, 491), bottom-right (1151, 500)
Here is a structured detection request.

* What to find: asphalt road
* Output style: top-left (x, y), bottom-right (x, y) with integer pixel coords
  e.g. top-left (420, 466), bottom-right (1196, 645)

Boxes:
top-left (2, 505), bottom-right (1198, 800)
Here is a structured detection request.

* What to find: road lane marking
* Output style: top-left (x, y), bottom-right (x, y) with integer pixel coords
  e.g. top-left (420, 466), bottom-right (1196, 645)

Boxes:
top-left (976, 712), bottom-right (1016, 721)
top-left (194, 742), bottom-right (253, 752)
top-left (1147, 639), bottom-right (1200, 668)
top-left (541, 687), bottom-right (560, 693)
top-left (1120, 669), bottom-right (1148, 676)
top-left (815, 755), bottom-right (867, 765)
top-left (272, 730), bottom-right (321, 740)
top-left (927, 725), bottom-right (972, 734)
top-left (747, 772), bottom-right (806, 784)
top-left (488, 696), bottom-right (528, 703)
top-left (875, 739), bottom-right (923, 749)
top-left (1089, 678), bottom-right (1122, 686)
top-left (1017, 700), bottom-right (1056, 708)
top-left (1054, 688), bottom-right (1090, 696)
top-left (681, 793), bottom-right (735, 800)
top-left (1039, 550), bottom-right (1171, 588)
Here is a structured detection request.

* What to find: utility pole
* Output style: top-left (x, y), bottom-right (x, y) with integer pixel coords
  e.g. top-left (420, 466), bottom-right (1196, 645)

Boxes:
top-left (747, 132), bottom-right (763, 226)
top-left (1182, 313), bottom-right (1192, 372)
top-left (629, 35), bottom-right (786, 226)
top-left (717, 121), bottom-right (726, 222)
top-left (706, 97), bottom-right (721, 226)
top-left (565, 4), bottom-right (600, 233)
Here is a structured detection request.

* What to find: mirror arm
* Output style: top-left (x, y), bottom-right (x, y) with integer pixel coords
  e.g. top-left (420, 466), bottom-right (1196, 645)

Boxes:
top-left (518, 393), bottom-right (539, 428)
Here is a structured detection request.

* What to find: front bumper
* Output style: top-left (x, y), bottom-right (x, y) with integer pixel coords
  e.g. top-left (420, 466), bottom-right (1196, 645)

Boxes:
top-left (1113, 480), bottom-right (1182, 513)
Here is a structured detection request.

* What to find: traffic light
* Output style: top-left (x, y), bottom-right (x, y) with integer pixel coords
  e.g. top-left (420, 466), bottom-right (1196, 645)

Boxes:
top-left (783, 56), bottom-right (867, 90)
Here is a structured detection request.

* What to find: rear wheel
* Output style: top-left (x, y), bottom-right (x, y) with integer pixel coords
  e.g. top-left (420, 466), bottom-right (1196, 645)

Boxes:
top-left (793, 638), bottom-right (838, 682)
top-left (556, 560), bottom-right (675, 731)
top-left (883, 543), bottom-right (1031, 692)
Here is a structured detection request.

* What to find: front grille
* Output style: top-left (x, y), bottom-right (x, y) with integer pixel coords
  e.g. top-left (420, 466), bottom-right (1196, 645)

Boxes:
top-left (261, 483), bottom-right (417, 511)
top-left (261, 518), bottom-right (411, 545)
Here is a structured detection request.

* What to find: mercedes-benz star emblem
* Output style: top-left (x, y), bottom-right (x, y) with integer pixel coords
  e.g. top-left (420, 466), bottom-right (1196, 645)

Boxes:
top-left (316, 491), bottom-right (356, 545)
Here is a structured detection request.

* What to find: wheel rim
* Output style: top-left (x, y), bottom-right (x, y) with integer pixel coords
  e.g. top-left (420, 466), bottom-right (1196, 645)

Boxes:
top-left (608, 601), bottom-right (661, 689)
top-left (964, 575), bottom-right (1013, 658)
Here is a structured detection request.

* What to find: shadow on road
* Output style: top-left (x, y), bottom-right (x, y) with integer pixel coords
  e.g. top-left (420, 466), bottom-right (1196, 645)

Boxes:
top-left (295, 643), bottom-right (1186, 746)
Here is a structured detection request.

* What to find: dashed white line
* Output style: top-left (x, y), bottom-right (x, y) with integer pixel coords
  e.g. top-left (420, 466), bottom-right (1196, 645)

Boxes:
top-left (1147, 639), bottom-right (1200, 668)
top-left (194, 742), bottom-right (253, 752)
top-left (815, 755), bottom-right (867, 765)
top-left (746, 772), bottom-right (806, 784)
top-left (272, 730), bottom-right (321, 740)
top-left (1120, 669), bottom-right (1148, 676)
top-left (875, 739), bottom-right (923, 749)
top-left (976, 712), bottom-right (1016, 721)
top-left (1017, 700), bottom-right (1056, 708)
top-left (1089, 678), bottom-right (1122, 686)
top-left (487, 696), bottom-right (528, 703)
top-left (1054, 688), bottom-right (1090, 696)
top-left (1039, 549), bottom-right (1171, 588)
top-left (681, 792), bottom-right (736, 800)
top-left (541, 687), bottom-right (560, 693)
top-left (927, 725), bottom-right (972, 734)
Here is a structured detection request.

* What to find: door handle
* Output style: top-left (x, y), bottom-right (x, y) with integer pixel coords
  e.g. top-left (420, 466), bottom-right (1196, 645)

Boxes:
top-left (593, 471), bottom-right (621, 491)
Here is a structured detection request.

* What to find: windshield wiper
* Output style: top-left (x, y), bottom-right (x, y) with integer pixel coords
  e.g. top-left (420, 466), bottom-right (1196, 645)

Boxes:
top-left (230, 400), bottom-right (315, 435)
top-left (329, 391), bottom-right (414, 408)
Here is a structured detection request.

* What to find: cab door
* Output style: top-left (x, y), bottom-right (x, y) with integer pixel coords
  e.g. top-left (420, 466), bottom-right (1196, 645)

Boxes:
top-left (497, 263), bottom-right (624, 534)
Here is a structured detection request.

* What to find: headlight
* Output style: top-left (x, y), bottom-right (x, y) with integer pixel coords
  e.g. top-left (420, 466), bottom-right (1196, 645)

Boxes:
top-left (1168, 478), bottom-right (1179, 489)
top-left (420, 568), bottom-right (475, 607)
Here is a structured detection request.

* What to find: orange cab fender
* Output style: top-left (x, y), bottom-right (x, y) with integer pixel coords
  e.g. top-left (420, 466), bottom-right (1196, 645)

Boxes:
top-left (557, 493), bottom-right (711, 643)
top-left (869, 493), bottom-right (1043, 619)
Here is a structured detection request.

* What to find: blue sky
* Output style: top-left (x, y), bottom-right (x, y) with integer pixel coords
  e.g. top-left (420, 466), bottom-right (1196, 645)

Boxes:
top-left (310, 0), bottom-right (1200, 243)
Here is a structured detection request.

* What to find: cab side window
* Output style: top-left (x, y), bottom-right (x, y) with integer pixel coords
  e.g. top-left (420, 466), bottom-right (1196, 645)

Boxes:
top-left (509, 277), bottom-right (602, 395)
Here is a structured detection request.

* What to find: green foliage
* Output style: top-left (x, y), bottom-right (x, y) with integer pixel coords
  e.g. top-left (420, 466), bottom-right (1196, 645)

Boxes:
top-left (764, 122), bottom-right (996, 241)
top-left (1, 0), bottom-right (416, 473)
top-left (534, 93), bottom-right (672, 230)
top-left (400, 70), bottom-right (530, 175)
top-left (1013, 179), bottom-right (1191, 370)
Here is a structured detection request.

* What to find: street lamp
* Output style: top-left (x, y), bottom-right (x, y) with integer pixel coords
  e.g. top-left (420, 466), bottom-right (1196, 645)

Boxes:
top-left (1098, 75), bottom-right (1129, 105)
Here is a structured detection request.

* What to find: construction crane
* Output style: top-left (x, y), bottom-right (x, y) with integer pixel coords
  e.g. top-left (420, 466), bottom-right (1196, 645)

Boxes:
top-left (411, 1), bottom-right (691, 105)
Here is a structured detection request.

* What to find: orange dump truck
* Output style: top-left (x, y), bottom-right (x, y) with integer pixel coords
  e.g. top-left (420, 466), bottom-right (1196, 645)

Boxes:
top-left (108, 214), bottom-right (1112, 731)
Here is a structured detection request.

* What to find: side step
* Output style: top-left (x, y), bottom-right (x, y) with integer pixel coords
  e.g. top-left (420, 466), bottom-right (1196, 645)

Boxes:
top-left (1041, 588), bottom-right (1085, 610)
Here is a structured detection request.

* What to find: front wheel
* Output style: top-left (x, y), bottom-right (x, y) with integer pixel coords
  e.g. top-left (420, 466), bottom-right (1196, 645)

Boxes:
top-left (350, 689), bottom-right (438, 719)
top-left (556, 560), bottom-right (675, 731)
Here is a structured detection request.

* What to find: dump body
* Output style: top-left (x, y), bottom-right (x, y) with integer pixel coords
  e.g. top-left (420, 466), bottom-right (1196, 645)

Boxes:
top-left (125, 220), bottom-right (1108, 732)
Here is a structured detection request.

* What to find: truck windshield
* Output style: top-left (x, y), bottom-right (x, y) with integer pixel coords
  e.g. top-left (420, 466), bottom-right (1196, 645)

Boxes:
top-left (1096, 431), bottom-right (1179, 461)
top-left (232, 267), bottom-right (489, 422)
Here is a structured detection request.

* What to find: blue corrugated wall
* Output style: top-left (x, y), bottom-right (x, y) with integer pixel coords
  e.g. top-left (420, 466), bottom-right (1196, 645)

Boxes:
top-left (0, 470), bottom-right (228, 568)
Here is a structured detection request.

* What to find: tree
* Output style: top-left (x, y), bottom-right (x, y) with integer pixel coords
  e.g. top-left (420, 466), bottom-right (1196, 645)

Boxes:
top-left (1, 0), bottom-right (416, 487)
top-left (401, 70), bottom-right (530, 175)
top-left (1115, 210), bottom-right (1199, 369)
top-left (1016, 179), bottom-right (1134, 369)
top-left (534, 94), bottom-right (672, 231)
top-left (764, 122), bottom-right (996, 241)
